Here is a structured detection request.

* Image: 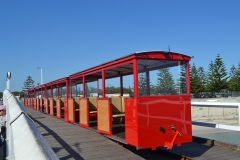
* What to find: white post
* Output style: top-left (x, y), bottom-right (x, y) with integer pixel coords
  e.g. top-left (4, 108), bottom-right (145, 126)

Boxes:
top-left (41, 68), bottom-right (43, 85)
top-left (37, 67), bottom-right (43, 85)
top-left (6, 72), bottom-right (11, 90)
top-left (6, 79), bottom-right (10, 90)
top-left (238, 105), bottom-right (240, 126)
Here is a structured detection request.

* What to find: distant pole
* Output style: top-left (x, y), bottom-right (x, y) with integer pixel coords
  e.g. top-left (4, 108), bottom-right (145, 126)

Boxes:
top-left (37, 67), bottom-right (43, 85)
top-left (6, 72), bottom-right (11, 90)
top-left (41, 68), bottom-right (43, 85)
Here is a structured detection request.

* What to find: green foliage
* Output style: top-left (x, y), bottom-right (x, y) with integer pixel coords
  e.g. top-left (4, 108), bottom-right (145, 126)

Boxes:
top-left (138, 73), bottom-right (147, 95)
top-left (12, 91), bottom-right (23, 97)
top-left (228, 62), bottom-right (240, 91)
top-left (156, 68), bottom-right (176, 94)
top-left (106, 86), bottom-right (133, 95)
top-left (198, 67), bottom-right (207, 92)
top-left (206, 61), bottom-right (214, 92)
top-left (22, 76), bottom-right (35, 92)
top-left (176, 64), bottom-right (187, 94)
top-left (208, 54), bottom-right (228, 92)
top-left (190, 63), bottom-right (201, 93)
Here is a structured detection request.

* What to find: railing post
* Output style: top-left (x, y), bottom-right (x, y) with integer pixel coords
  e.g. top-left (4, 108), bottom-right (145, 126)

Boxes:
top-left (238, 105), bottom-right (240, 126)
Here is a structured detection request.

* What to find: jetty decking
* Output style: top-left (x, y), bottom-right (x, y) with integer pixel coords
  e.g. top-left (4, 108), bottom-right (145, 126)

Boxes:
top-left (25, 107), bottom-right (176, 160)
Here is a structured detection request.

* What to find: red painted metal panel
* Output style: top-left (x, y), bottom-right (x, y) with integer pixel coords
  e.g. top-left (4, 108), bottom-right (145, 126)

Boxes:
top-left (136, 96), bottom-right (192, 149)
top-left (136, 51), bottom-right (191, 61)
top-left (125, 98), bottom-right (139, 147)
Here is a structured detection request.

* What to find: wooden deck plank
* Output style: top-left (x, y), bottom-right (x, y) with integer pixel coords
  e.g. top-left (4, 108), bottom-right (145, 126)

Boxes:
top-left (24, 107), bottom-right (176, 160)
top-left (25, 106), bottom-right (240, 160)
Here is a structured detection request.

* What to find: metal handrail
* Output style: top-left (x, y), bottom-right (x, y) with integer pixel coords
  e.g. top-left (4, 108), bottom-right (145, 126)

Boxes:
top-left (3, 89), bottom-right (59, 160)
top-left (191, 101), bottom-right (240, 130)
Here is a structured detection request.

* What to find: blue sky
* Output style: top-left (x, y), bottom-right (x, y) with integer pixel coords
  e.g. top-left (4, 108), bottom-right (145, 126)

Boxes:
top-left (1, 0), bottom-right (240, 92)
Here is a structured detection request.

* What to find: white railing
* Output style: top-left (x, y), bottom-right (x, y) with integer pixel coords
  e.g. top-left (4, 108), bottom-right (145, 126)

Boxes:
top-left (3, 89), bottom-right (59, 160)
top-left (191, 102), bottom-right (240, 130)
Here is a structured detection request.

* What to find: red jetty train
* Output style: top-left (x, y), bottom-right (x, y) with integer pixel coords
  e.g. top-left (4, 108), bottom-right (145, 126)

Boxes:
top-left (25, 51), bottom-right (192, 150)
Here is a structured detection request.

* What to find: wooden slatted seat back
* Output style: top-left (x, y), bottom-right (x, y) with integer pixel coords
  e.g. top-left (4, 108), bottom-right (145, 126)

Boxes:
top-left (88, 97), bottom-right (97, 111)
top-left (110, 96), bottom-right (122, 114)
top-left (121, 96), bottom-right (129, 113)
top-left (60, 98), bottom-right (65, 107)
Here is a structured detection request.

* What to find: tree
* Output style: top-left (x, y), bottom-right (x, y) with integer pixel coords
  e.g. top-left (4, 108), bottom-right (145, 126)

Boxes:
top-left (235, 62), bottom-right (240, 90)
top-left (206, 61), bottom-right (215, 92)
top-left (190, 63), bottom-right (201, 93)
top-left (208, 54), bottom-right (228, 92)
top-left (138, 72), bottom-right (147, 96)
top-left (156, 68), bottom-right (176, 95)
top-left (176, 64), bottom-right (187, 94)
top-left (228, 63), bottom-right (240, 91)
top-left (198, 67), bottom-right (207, 92)
top-left (22, 76), bottom-right (35, 92)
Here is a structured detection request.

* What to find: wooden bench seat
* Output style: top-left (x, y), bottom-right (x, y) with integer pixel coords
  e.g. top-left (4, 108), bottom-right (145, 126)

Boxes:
top-left (110, 96), bottom-right (125, 120)
top-left (88, 97), bottom-right (97, 114)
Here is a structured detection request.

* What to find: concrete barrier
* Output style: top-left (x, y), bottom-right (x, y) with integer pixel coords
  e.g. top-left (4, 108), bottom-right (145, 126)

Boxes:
top-left (3, 89), bottom-right (59, 160)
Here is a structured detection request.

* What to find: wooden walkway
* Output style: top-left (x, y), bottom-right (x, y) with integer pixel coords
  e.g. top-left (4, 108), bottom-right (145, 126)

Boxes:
top-left (24, 107), bottom-right (240, 160)
top-left (24, 107), bottom-right (177, 160)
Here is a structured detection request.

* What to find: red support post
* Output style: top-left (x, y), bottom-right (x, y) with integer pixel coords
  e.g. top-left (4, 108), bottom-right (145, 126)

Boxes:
top-left (133, 59), bottom-right (138, 99)
top-left (64, 78), bottom-right (69, 122)
top-left (83, 75), bottom-right (85, 98)
top-left (102, 69), bottom-right (105, 98)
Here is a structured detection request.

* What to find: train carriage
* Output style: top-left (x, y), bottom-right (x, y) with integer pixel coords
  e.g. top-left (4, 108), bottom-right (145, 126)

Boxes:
top-left (26, 50), bottom-right (192, 150)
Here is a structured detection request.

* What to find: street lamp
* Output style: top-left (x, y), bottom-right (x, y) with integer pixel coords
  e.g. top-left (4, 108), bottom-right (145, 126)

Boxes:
top-left (37, 67), bottom-right (43, 85)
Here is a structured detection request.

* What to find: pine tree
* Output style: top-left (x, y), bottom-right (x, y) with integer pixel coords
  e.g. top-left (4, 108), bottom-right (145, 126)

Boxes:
top-left (198, 67), bottom-right (207, 92)
top-left (210, 54), bottom-right (228, 92)
top-left (179, 64), bottom-right (187, 94)
top-left (228, 65), bottom-right (237, 90)
top-left (235, 62), bottom-right (240, 90)
top-left (228, 63), bottom-right (240, 91)
top-left (176, 64), bottom-right (187, 94)
top-left (206, 61), bottom-right (215, 92)
top-left (156, 68), bottom-right (176, 95)
top-left (22, 76), bottom-right (35, 92)
top-left (190, 63), bottom-right (202, 94)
